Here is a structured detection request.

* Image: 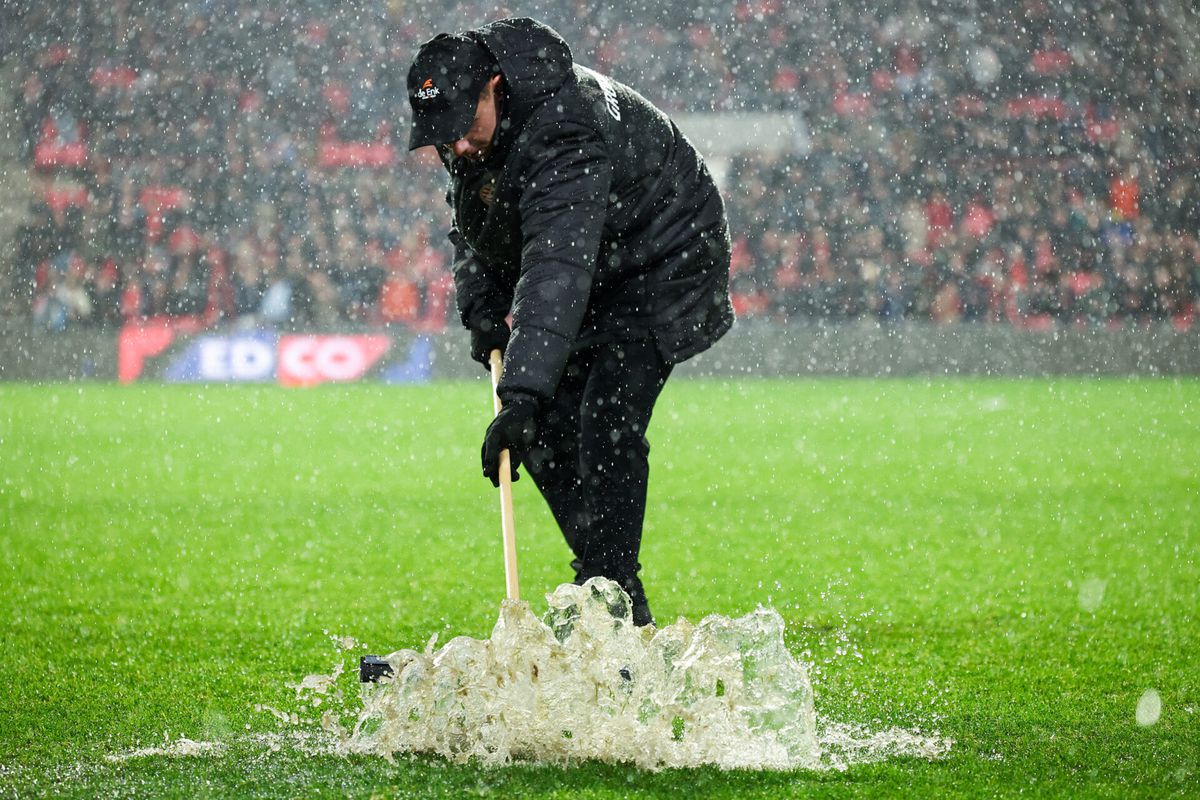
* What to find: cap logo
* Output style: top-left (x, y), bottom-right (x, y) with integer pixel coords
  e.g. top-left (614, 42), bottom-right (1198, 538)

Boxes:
top-left (415, 78), bottom-right (440, 100)
top-left (479, 173), bottom-right (498, 205)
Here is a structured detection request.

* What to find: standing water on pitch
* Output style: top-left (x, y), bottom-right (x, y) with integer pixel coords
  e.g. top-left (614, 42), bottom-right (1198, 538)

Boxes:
top-left (283, 578), bottom-right (951, 770)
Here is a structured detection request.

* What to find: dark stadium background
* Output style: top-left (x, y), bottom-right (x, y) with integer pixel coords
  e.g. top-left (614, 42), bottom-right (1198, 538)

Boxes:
top-left (1, 1), bottom-right (1197, 376)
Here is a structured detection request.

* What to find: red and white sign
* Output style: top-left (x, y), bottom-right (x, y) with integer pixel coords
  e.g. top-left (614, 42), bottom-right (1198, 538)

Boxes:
top-left (277, 335), bottom-right (391, 387)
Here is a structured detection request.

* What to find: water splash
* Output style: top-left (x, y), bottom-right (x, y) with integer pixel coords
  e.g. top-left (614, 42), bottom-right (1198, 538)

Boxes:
top-left (289, 578), bottom-right (951, 771)
top-left (105, 737), bottom-right (225, 762)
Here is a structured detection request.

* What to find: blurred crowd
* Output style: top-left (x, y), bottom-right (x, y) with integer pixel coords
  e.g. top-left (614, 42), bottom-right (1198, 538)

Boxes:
top-left (721, 0), bottom-right (1200, 325)
top-left (4, 0), bottom-right (1198, 331)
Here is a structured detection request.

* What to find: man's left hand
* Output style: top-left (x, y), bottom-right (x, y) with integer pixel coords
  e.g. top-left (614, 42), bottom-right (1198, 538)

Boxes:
top-left (481, 395), bottom-right (538, 487)
top-left (470, 320), bottom-right (510, 369)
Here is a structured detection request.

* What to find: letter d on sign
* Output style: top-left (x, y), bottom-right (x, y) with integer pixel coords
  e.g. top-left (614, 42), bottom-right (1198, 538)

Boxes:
top-left (229, 338), bottom-right (275, 381)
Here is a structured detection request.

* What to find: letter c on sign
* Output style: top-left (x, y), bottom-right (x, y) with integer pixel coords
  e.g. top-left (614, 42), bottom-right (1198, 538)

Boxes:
top-left (279, 337), bottom-right (318, 384)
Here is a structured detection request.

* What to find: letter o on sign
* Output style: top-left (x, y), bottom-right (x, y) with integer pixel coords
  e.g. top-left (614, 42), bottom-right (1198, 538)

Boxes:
top-left (315, 337), bottom-right (366, 381)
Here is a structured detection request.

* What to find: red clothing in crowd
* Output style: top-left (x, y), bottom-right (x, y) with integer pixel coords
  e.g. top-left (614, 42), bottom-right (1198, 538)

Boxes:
top-left (1110, 175), bottom-right (1140, 220)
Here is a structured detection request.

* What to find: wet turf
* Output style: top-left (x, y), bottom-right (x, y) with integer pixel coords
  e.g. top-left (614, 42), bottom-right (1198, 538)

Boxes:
top-left (1, 378), bottom-right (1196, 798)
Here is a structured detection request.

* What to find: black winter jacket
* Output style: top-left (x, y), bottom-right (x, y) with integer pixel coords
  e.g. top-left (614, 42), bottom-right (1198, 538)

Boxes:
top-left (444, 18), bottom-right (733, 403)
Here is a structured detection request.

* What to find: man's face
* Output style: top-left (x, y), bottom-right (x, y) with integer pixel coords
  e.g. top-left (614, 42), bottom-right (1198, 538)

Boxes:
top-left (445, 76), bottom-right (502, 161)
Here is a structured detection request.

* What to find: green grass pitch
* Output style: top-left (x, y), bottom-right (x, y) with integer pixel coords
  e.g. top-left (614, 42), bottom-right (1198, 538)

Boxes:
top-left (1, 378), bottom-right (1196, 798)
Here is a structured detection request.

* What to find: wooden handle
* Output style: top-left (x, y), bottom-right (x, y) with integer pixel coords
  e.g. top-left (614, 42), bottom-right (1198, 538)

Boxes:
top-left (489, 349), bottom-right (520, 601)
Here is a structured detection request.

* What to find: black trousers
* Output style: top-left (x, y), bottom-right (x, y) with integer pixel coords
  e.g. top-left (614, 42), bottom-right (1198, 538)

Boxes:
top-left (521, 338), bottom-right (673, 583)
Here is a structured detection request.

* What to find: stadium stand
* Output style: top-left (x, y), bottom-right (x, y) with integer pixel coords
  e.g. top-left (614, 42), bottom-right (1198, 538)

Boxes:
top-left (3, 0), bottom-right (1198, 331)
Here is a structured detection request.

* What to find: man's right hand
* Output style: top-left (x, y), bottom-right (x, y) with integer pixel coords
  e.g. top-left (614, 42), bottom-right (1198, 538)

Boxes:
top-left (481, 394), bottom-right (538, 487)
top-left (469, 319), bottom-right (510, 370)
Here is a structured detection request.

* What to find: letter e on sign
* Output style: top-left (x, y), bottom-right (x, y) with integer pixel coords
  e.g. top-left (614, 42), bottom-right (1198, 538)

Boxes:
top-left (198, 337), bottom-right (230, 380)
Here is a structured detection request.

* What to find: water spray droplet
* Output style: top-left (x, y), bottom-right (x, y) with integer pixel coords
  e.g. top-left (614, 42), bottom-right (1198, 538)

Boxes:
top-left (1136, 689), bottom-right (1162, 726)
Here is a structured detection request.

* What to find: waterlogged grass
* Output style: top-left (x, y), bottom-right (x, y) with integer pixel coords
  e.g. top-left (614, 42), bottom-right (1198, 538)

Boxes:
top-left (0, 379), bottom-right (1197, 798)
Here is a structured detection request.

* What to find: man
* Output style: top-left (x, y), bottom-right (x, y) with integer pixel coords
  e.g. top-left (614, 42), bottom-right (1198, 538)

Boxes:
top-left (406, 17), bottom-right (732, 626)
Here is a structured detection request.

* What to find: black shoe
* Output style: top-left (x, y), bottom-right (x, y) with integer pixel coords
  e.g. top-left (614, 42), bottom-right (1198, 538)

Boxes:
top-left (571, 560), bottom-right (655, 627)
top-left (622, 576), bottom-right (655, 628)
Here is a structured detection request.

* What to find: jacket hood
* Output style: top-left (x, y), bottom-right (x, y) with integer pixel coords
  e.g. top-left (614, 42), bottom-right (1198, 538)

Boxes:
top-left (469, 18), bottom-right (574, 150)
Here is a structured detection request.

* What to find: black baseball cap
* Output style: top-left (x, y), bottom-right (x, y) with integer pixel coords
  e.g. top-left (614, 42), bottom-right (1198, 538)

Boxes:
top-left (407, 33), bottom-right (498, 151)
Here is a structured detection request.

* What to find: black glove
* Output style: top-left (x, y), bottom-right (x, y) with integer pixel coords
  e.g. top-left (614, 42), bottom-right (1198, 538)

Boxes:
top-left (481, 394), bottom-right (538, 487)
top-left (469, 319), bottom-right (510, 370)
